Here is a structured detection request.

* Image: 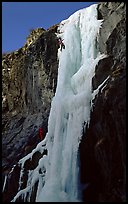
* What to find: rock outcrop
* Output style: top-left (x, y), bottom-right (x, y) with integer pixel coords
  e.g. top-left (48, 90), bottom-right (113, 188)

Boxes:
top-left (2, 24), bottom-right (59, 181)
top-left (2, 2), bottom-right (126, 202)
top-left (80, 2), bottom-right (126, 202)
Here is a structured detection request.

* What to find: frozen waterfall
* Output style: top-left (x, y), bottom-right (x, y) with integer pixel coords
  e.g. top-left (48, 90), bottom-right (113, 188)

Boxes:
top-left (12, 3), bottom-right (106, 202)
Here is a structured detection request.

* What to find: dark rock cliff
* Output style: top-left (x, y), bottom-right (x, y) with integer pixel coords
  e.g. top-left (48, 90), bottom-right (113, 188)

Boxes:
top-left (2, 24), bottom-right (59, 202)
top-left (80, 2), bottom-right (126, 202)
top-left (2, 2), bottom-right (126, 202)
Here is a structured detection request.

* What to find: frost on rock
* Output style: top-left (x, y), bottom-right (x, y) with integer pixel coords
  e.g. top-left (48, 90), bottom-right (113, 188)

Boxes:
top-left (11, 3), bottom-right (105, 202)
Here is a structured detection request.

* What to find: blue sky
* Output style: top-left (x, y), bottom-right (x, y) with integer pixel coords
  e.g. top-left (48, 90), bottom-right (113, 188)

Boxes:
top-left (2, 2), bottom-right (97, 53)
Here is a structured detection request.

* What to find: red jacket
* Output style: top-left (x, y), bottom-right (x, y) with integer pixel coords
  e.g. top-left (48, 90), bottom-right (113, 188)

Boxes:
top-left (39, 128), bottom-right (44, 141)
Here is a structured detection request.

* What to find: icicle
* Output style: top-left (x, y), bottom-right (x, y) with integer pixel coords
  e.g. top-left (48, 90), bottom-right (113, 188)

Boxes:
top-left (2, 175), bottom-right (7, 192)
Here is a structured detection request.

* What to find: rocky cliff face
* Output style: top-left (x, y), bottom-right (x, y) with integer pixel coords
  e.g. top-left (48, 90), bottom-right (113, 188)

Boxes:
top-left (2, 24), bottom-right (59, 177)
top-left (2, 2), bottom-right (126, 202)
top-left (80, 2), bottom-right (126, 202)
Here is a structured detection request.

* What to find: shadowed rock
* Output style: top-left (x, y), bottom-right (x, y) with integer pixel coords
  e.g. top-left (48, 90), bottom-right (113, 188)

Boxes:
top-left (80, 2), bottom-right (126, 202)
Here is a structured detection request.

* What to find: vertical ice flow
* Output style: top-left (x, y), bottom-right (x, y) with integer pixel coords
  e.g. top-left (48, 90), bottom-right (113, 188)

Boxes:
top-left (36, 4), bottom-right (104, 202)
top-left (11, 3), bottom-right (106, 202)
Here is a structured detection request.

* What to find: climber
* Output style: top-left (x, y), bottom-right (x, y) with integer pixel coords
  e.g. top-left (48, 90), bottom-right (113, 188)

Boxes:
top-left (39, 127), bottom-right (44, 141)
top-left (58, 37), bottom-right (65, 51)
